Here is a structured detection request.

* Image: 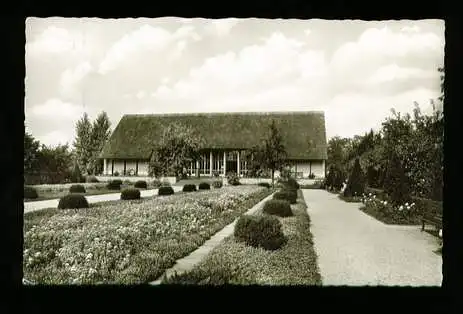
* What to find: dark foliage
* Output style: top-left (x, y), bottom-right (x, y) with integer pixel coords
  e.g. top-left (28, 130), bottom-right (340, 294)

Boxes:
top-left (198, 182), bottom-right (211, 190)
top-left (24, 186), bottom-right (38, 199)
top-left (134, 180), bottom-right (148, 189)
top-left (69, 184), bottom-right (86, 193)
top-left (182, 184), bottom-right (197, 192)
top-left (158, 186), bottom-right (174, 196)
top-left (58, 194), bottom-right (89, 209)
top-left (344, 158), bottom-right (365, 197)
top-left (262, 199), bottom-right (293, 217)
top-left (121, 188), bottom-right (141, 200)
top-left (234, 215), bottom-right (287, 251)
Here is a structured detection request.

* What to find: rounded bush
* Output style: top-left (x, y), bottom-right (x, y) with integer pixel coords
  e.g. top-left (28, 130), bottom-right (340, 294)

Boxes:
top-left (273, 190), bottom-right (297, 204)
top-left (121, 188), bottom-right (141, 200)
top-left (69, 184), bottom-right (86, 193)
top-left (158, 186), bottom-right (174, 196)
top-left (263, 199), bottom-right (293, 217)
top-left (234, 215), bottom-right (287, 251)
top-left (198, 182), bottom-right (211, 190)
top-left (183, 184), bottom-right (197, 192)
top-left (134, 180), bottom-right (147, 189)
top-left (227, 172), bottom-right (241, 186)
top-left (58, 194), bottom-right (89, 209)
top-left (107, 179), bottom-right (122, 190)
top-left (86, 175), bottom-right (99, 183)
top-left (258, 182), bottom-right (271, 188)
top-left (212, 180), bottom-right (223, 189)
top-left (151, 179), bottom-right (162, 188)
top-left (24, 186), bottom-right (38, 199)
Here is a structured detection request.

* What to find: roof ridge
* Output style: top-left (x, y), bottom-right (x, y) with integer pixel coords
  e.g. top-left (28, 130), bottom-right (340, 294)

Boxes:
top-left (123, 111), bottom-right (325, 118)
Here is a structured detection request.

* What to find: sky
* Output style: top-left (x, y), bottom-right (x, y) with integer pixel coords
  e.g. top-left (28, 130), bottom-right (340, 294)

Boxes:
top-left (25, 17), bottom-right (445, 147)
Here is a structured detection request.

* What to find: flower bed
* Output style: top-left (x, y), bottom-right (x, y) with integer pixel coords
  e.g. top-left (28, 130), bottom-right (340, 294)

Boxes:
top-left (23, 186), bottom-right (270, 284)
top-left (359, 192), bottom-right (421, 225)
top-left (163, 190), bottom-right (322, 285)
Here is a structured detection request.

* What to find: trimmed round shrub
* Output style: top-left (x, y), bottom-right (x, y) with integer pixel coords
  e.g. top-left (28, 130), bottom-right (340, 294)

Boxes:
top-left (24, 186), bottom-right (38, 199)
top-left (273, 190), bottom-right (297, 204)
top-left (183, 184), bottom-right (197, 192)
top-left (234, 215), bottom-right (287, 251)
top-left (113, 171), bottom-right (120, 177)
top-left (212, 180), bottom-right (223, 189)
top-left (258, 182), bottom-right (271, 188)
top-left (263, 199), bottom-right (293, 217)
top-left (198, 182), bottom-right (211, 190)
top-left (85, 175), bottom-right (99, 183)
top-left (107, 179), bottom-right (122, 190)
top-left (58, 194), bottom-right (89, 209)
top-left (69, 184), bottom-right (86, 193)
top-left (151, 179), bottom-right (162, 188)
top-left (134, 180), bottom-right (147, 189)
top-left (121, 188), bottom-right (141, 200)
top-left (158, 186), bottom-right (174, 196)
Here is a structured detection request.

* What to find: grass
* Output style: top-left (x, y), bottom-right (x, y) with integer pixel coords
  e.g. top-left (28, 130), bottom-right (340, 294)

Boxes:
top-left (23, 186), bottom-right (271, 284)
top-left (163, 189), bottom-right (322, 285)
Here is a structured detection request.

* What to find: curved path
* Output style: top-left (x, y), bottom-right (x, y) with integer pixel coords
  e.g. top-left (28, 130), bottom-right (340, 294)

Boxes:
top-left (302, 189), bottom-right (442, 286)
top-left (24, 186), bottom-right (184, 214)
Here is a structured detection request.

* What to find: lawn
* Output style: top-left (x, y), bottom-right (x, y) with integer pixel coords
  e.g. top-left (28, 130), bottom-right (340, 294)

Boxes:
top-left (162, 189), bottom-right (322, 285)
top-left (23, 185), bottom-right (271, 284)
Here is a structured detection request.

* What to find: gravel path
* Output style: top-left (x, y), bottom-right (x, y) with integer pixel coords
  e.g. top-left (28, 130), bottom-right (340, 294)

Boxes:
top-left (24, 186), bottom-right (184, 214)
top-left (302, 189), bottom-right (442, 286)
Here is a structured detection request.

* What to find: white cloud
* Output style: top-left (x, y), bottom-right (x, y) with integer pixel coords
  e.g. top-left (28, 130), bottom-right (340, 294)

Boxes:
top-left (60, 61), bottom-right (94, 97)
top-left (401, 25), bottom-right (420, 33)
top-left (29, 98), bottom-right (84, 119)
top-left (304, 29), bottom-right (312, 36)
top-left (136, 90), bottom-right (146, 99)
top-left (26, 25), bottom-right (89, 57)
top-left (98, 24), bottom-right (201, 74)
top-left (36, 130), bottom-right (73, 147)
top-left (367, 64), bottom-right (435, 85)
top-left (207, 18), bottom-right (239, 37)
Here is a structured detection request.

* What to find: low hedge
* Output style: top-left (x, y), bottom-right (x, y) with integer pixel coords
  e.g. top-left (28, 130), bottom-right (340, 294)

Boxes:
top-left (158, 186), bottom-right (174, 196)
top-left (69, 184), bottom-right (86, 193)
top-left (121, 188), bottom-right (141, 200)
top-left (134, 180), bottom-right (147, 189)
top-left (262, 199), bottom-right (293, 217)
top-left (234, 214), bottom-right (287, 251)
top-left (258, 182), bottom-right (271, 188)
top-left (411, 196), bottom-right (443, 216)
top-left (198, 182), bottom-right (211, 190)
top-left (57, 194), bottom-right (89, 209)
top-left (24, 186), bottom-right (38, 199)
top-left (273, 190), bottom-right (297, 204)
top-left (107, 180), bottom-right (122, 190)
top-left (183, 184), bottom-right (197, 192)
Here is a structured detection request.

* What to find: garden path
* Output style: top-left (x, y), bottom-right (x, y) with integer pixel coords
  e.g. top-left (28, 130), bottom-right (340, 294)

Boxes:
top-left (302, 189), bottom-right (442, 286)
top-left (24, 186), bottom-right (184, 214)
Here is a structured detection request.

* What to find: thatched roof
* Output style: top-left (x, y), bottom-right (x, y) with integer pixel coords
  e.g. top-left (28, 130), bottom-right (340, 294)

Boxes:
top-left (99, 111), bottom-right (328, 160)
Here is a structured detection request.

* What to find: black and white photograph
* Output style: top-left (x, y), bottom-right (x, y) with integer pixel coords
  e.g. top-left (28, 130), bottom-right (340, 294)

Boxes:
top-left (23, 17), bottom-right (444, 286)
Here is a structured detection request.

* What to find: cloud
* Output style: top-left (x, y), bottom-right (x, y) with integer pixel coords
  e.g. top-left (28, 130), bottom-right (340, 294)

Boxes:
top-left (98, 24), bottom-right (201, 74)
top-left (29, 98), bottom-right (84, 119)
top-left (26, 25), bottom-right (89, 57)
top-left (366, 64), bottom-right (436, 85)
top-left (36, 130), bottom-right (73, 147)
top-left (60, 61), bottom-right (94, 97)
top-left (207, 18), bottom-right (239, 37)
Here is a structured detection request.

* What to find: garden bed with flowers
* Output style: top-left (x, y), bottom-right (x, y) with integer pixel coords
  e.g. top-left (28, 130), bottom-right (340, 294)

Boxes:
top-left (23, 185), bottom-right (271, 284)
top-left (359, 192), bottom-right (421, 225)
top-left (162, 190), bottom-right (322, 285)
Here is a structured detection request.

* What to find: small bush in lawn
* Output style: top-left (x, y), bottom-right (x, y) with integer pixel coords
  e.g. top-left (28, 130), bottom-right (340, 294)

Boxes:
top-left (258, 182), bottom-right (271, 188)
top-left (198, 182), bottom-right (211, 190)
top-left (58, 194), bottom-right (89, 209)
top-left (85, 175), bottom-right (99, 183)
top-left (151, 179), bottom-right (162, 188)
top-left (121, 188), bottom-right (141, 200)
top-left (227, 172), bottom-right (240, 186)
top-left (134, 180), bottom-right (147, 189)
top-left (344, 158), bottom-right (365, 198)
top-left (273, 190), bottom-right (297, 204)
top-left (234, 215), bottom-right (287, 251)
top-left (24, 186), bottom-right (38, 199)
top-left (69, 184), bottom-right (86, 193)
top-left (212, 180), bottom-right (223, 189)
top-left (113, 171), bottom-right (120, 177)
top-left (107, 179), bottom-right (122, 190)
top-left (263, 199), bottom-right (293, 217)
top-left (183, 184), bottom-right (197, 192)
top-left (158, 186), bottom-right (174, 196)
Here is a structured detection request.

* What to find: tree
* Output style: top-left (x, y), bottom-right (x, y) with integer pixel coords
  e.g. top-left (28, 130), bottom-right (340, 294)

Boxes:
top-left (255, 120), bottom-right (288, 188)
top-left (24, 130), bottom-right (41, 174)
top-left (73, 113), bottom-right (93, 175)
top-left (383, 152), bottom-right (410, 206)
top-left (89, 111), bottom-right (111, 175)
top-left (148, 123), bottom-right (204, 178)
top-left (37, 144), bottom-right (73, 184)
top-left (343, 158), bottom-right (365, 197)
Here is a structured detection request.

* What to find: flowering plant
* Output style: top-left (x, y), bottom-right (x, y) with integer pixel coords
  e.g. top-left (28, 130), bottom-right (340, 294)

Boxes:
top-left (360, 192), bottom-right (419, 224)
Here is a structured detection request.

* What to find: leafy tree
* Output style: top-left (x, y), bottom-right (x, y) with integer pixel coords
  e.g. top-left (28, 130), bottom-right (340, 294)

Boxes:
top-left (89, 111), bottom-right (111, 175)
top-left (343, 158), bottom-right (365, 197)
top-left (253, 120), bottom-right (288, 188)
top-left (148, 123), bottom-right (204, 178)
top-left (24, 130), bottom-right (41, 174)
top-left (73, 113), bottom-right (93, 175)
top-left (37, 144), bottom-right (73, 184)
top-left (383, 152), bottom-right (410, 206)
